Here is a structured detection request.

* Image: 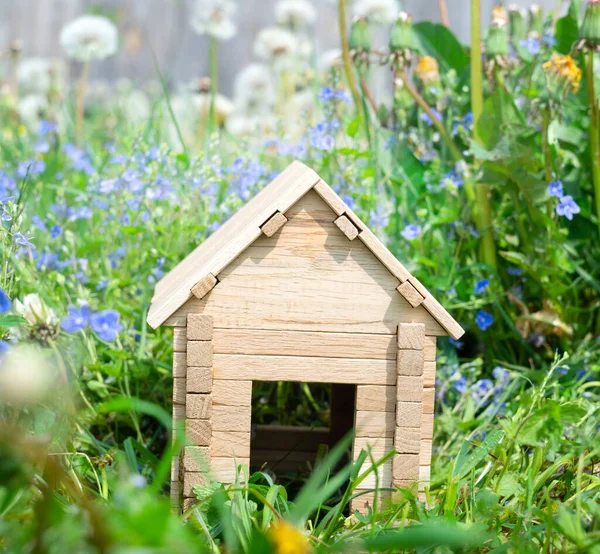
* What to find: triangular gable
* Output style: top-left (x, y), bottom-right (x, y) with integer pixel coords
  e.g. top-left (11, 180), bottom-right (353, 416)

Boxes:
top-left (147, 162), bottom-right (464, 339)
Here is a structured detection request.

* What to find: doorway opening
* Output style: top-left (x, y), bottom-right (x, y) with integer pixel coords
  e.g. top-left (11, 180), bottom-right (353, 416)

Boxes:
top-left (250, 382), bottom-right (356, 488)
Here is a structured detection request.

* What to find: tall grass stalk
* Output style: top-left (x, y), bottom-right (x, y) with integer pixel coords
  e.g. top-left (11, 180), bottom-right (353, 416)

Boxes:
top-left (75, 61), bottom-right (90, 145)
top-left (470, 0), bottom-right (498, 269)
top-left (439, 0), bottom-right (450, 28)
top-left (208, 37), bottom-right (218, 138)
top-left (338, 0), bottom-right (361, 108)
top-left (586, 49), bottom-right (600, 237)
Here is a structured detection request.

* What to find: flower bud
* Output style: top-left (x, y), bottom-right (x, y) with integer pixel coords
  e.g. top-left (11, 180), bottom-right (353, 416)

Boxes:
top-left (349, 17), bottom-right (370, 52)
top-left (543, 54), bottom-right (582, 95)
top-left (414, 56), bottom-right (440, 85)
top-left (390, 12), bottom-right (418, 52)
top-left (491, 5), bottom-right (508, 25)
top-left (486, 20), bottom-right (510, 57)
top-left (509, 5), bottom-right (526, 42)
top-left (528, 4), bottom-right (543, 35)
top-left (581, 0), bottom-right (600, 43)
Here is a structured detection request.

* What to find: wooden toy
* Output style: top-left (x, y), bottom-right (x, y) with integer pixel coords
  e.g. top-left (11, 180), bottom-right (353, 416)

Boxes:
top-left (147, 161), bottom-right (464, 512)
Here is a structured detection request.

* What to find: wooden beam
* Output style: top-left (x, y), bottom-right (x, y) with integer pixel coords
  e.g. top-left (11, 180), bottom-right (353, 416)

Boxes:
top-left (356, 385), bottom-right (395, 412)
top-left (212, 380), bottom-right (252, 406)
top-left (190, 274), bottom-right (218, 300)
top-left (260, 211), bottom-right (288, 237)
top-left (396, 281), bottom-right (425, 308)
top-left (212, 405), bottom-right (251, 432)
top-left (212, 431), bottom-right (251, 458)
top-left (334, 215), bottom-right (360, 240)
top-left (187, 420), bottom-right (212, 446)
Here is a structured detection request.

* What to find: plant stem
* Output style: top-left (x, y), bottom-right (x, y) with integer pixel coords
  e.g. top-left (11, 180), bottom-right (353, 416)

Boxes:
top-left (399, 69), bottom-right (463, 161)
top-left (360, 74), bottom-right (378, 116)
top-left (586, 49), bottom-right (600, 237)
top-left (338, 0), bottom-right (361, 107)
top-left (471, 0), bottom-right (498, 269)
top-left (75, 61), bottom-right (90, 146)
top-left (541, 108), bottom-right (554, 218)
top-left (208, 37), bottom-right (218, 138)
top-left (439, 0), bottom-right (450, 28)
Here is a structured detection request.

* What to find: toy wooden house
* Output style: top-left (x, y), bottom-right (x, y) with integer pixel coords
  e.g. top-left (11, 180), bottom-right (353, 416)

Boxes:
top-left (147, 161), bottom-right (464, 512)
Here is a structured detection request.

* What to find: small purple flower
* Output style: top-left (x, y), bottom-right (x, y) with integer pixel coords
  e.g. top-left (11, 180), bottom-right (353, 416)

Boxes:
top-left (61, 304), bottom-right (92, 334)
top-left (555, 195), bottom-right (580, 220)
top-left (317, 135), bottom-right (335, 152)
top-left (401, 224), bottom-right (422, 241)
top-left (96, 279), bottom-right (109, 291)
top-left (452, 112), bottom-right (473, 135)
top-left (547, 180), bottom-right (564, 198)
top-left (50, 225), bottom-right (62, 240)
top-left (520, 36), bottom-right (541, 55)
top-left (91, 310), bottom-right (124, 342)
top-left (453, 375), bottom-right (468, 393)
top-left (471, 378), bottom-right (494, 402)
top-left (16, 159), bottom-right (46, 179)
top-left (38, 120), bottom-right (58, 135)
top-left (420, 108), bottom-right (442, 126)
top-left (13, 232), bottom-right (35, 250)
top-left (439, 170), bottom-right (463, 190)
top-left (449, 337), bottom-right (464, 350)
top-left (475, 309), bottom-right (494, 331)
top-left (0, 287), bottom-right (11, 314)
top-left (474, 278), bottom-right (490, 294)
top-left (507, 266), bottom-right (523, 276)
top-left (492, 366), bottom-right (510, 383)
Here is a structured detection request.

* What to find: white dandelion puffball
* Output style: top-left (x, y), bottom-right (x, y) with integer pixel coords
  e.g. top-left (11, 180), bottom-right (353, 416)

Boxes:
top-left (17, 58), bottom-right (53, 95)
top-left (13, 294), bottom-right (59, 329)
top-left (275, 0), bottom-right (317, 29)
top-left (190, 0), bottom-right (237, 40)
top-left (318, 49), bottom-right (343, 73)
top-left (353, 0), bottom-right (400, 24)
top-left (226, 112), bottom-right (277, 137)
top-left (192, 92), bottom-right (235, 124)
top-left (254, 27), bottom-right (299, 65)
top-left (60, 15), bottom-right (119, 62)
top-left (233, 64), bottom-right (276, 112)
top-left (0, 346), bottom-right (55, 405)
top-left (17, 94), bottom-right (48, 129)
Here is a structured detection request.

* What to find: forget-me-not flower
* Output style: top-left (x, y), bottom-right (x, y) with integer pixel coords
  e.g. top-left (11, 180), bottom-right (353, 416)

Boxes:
top-left (555, 195), bottom-right (580, 220)
top-left (91, 310), bottom-right (124, 342)
top-left (547, 180), bottom-right (564, 198)
top-left (475, 309), bottom-right (494, 331)
top-left (401, 224), bottom-right (422, 241)
top-left (474, 278), bottom-right (490, 294)
top-left (0, 288), bottom-right (11, 314)
top-left (61, 304), bottom-right (92, 334)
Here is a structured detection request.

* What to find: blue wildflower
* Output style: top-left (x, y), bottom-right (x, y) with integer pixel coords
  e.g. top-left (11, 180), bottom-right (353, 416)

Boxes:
top-left (401, 224), bottom-right (422, 241)
top-left (439, 170), bottom-right (463, 190)
top-left (471, 378), bottom-right (494, 402)
top-left (61, 304), bottom-right (92, 334)
top-left (556, 366), bottom-right (569, 375)
top-left (520, 36), bottom-right (541, 55)
top-left (547, 180), bottom-right (564, 198)
top-left (370, 210), bottom-right (390, 229)
top-left (492, 366), bottom-right (510, 383)
top-left (34, 139), bottom-right (50, 153)
top-left (506, 266), bottom-right (523, 276)
top-left (341, 195), bottom-right (355, 211)
top-left (16, 159), bottom-right (46, 179)
top-left (475, 309), bottom-right (494, 331)
top-left (0, 287), bottom-right (11, 314)
top-left (91, 310), bottom-right (124, 342)
top-left (50, 225), bottom-right (62, 240)
top-left (452, 112), bottom-right (473, 135)
top-left (38, 120), bottom-right (58, 135)
top-left (317, 135), bottom-right (335, 152)
top-left (449, 337), bottom-right (464, 350)
top-left (555, 195), bottom-right (580, 220)
top-left (453, 375), bottom-right (468, 393)
top-left (31, 215), bottom-right (47, 231)
top-left (0, 340), bottom-right (10, 358)
top-left (96, 279), bottom-right (109, 291)
top-left (13, 232), bottom-right (35, 250)
top-left (474, 278), bottom-right (490, 294)
top-left (420, 108), bottom-right (442, 126)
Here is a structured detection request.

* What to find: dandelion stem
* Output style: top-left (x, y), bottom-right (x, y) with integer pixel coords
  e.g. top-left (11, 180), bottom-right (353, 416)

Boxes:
top-left (338, 0), bottom-right (361, 108)
top-left (439, 0), bottom-right (450, 28)
top-left (470, 0), bottom-right (498, 269)
top-left (75, 61), bottom-right (90, 146)
top-left (398, 69), bottom-right (463, 161)
top-left (208, 37), bottom-right (218, 139)
top-left (360, 74), bottom-right (378, 116)
top-left (586, 49), bottom-right (600, 237)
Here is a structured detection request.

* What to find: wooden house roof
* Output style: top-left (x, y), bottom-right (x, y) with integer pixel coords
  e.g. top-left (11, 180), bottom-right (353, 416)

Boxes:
top-left (147, 161), bottom-right (464, 339)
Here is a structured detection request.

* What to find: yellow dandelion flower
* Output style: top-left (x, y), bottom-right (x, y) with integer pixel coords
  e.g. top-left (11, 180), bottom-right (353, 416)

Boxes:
top-left (491, 4), bottom-right (508, 24)
top-left (267, 520), bottom-right (313, 554)
top-left (543, 54), bottom-right (582, 94)
top-left (414, 55), bottom-right (440, 84)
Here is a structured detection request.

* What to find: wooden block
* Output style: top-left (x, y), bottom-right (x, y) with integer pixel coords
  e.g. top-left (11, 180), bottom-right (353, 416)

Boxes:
top-left (183, 446), bottom-right (211, 472)
top-left (356, 385), bottom-right (395, 412)
top-left (396, 281), bottom-right (425, 308)
top-left (187, 367), bottom-right (213, 393)
top-left (396, 376), bottom-right (424, 402)
top-left (421, 295), bottom-right (465, 341)
top-left (211, 457), bottom-right (250, 483)
top-left (183, 472), bottom-right (208, 498)
top-left (173, 378), bottom-right (186, 405)
top-left (421, 412), bottom-right (434, 439)
top-left (213, 329), bottom-right (396, 360)
top-left (397, 349), bottom-right (424, 377)
top-left (334, 215), bottom-right (359, 240)
top-left (419, 465), bottom-right (431, 488)
top-left (170, 480), bottom-right (181, 509)
top-left (353, 437), bottom-right (394, 460)
top-left (397, 323), bottom-right (426, 350)
top-left (260, 211), bottom-right (288, 237)
top-left (212, 380), bottom-right (252, 406)
top-left (422, 387), bottom-right (435, 415)
top-left (187, 314), bottom-right (214, 341)
top-left (423, 361), bottom-right (436, 388)
top-left (173, 352), bottom-right (187, 378)
top-left (186, 394), bottom-right (212, 419)
top-left (183, 498), bottom-right (197, 512)
top-left (212, 431), bottom-right (250, 458)
top-left (187, 420), bottom-right (212, 446)
top-left (173, 404), bottom-right (186, 421)
top-left (190, 274), bottom-right (218, 300)
top-left (408, 276), bottom-right (429, 298)
top-left (420, 439), bottom-right (432, 466)
top-left (355, 411), bottom-right (395, 438)
top-left (394, 427), bottom-right (421, 454)
top-left (171, 455), bottom-right (180, 482)
top-left (173, 328), bottom-right (187, 352)
top-left (350, 490), bottom-right (391, 513)
top-left (392, 454), bottom-right (420, 481)
top-left (359, 462), bottom-right (393, 489)
top-left (212, 405), bottom-right (251, 432)
top-left (396, 402), bottom-right (422, 428)
top-left (357, 226), bottom-right (411, 283)
top-left (424, 336), bottom-right (436, 362)
top-left (187, 341), bottom-right (213, 367)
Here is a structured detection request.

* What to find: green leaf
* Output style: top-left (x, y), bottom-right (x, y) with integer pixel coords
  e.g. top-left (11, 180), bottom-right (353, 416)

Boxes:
top-left (470, 135), bottom-right (511, 161)
top-left (0, 315), bottom-right (26, 328)
top-left (413, 22), bottom-right (469, 72)
top-left (476, 87), bottom-right (527, 149)
top-left (555, 1), bottom-right (579, 54)
top-left (97, 396), bottom-right (172, 431)
top-left (453, 430), bottom-right (504, 479)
